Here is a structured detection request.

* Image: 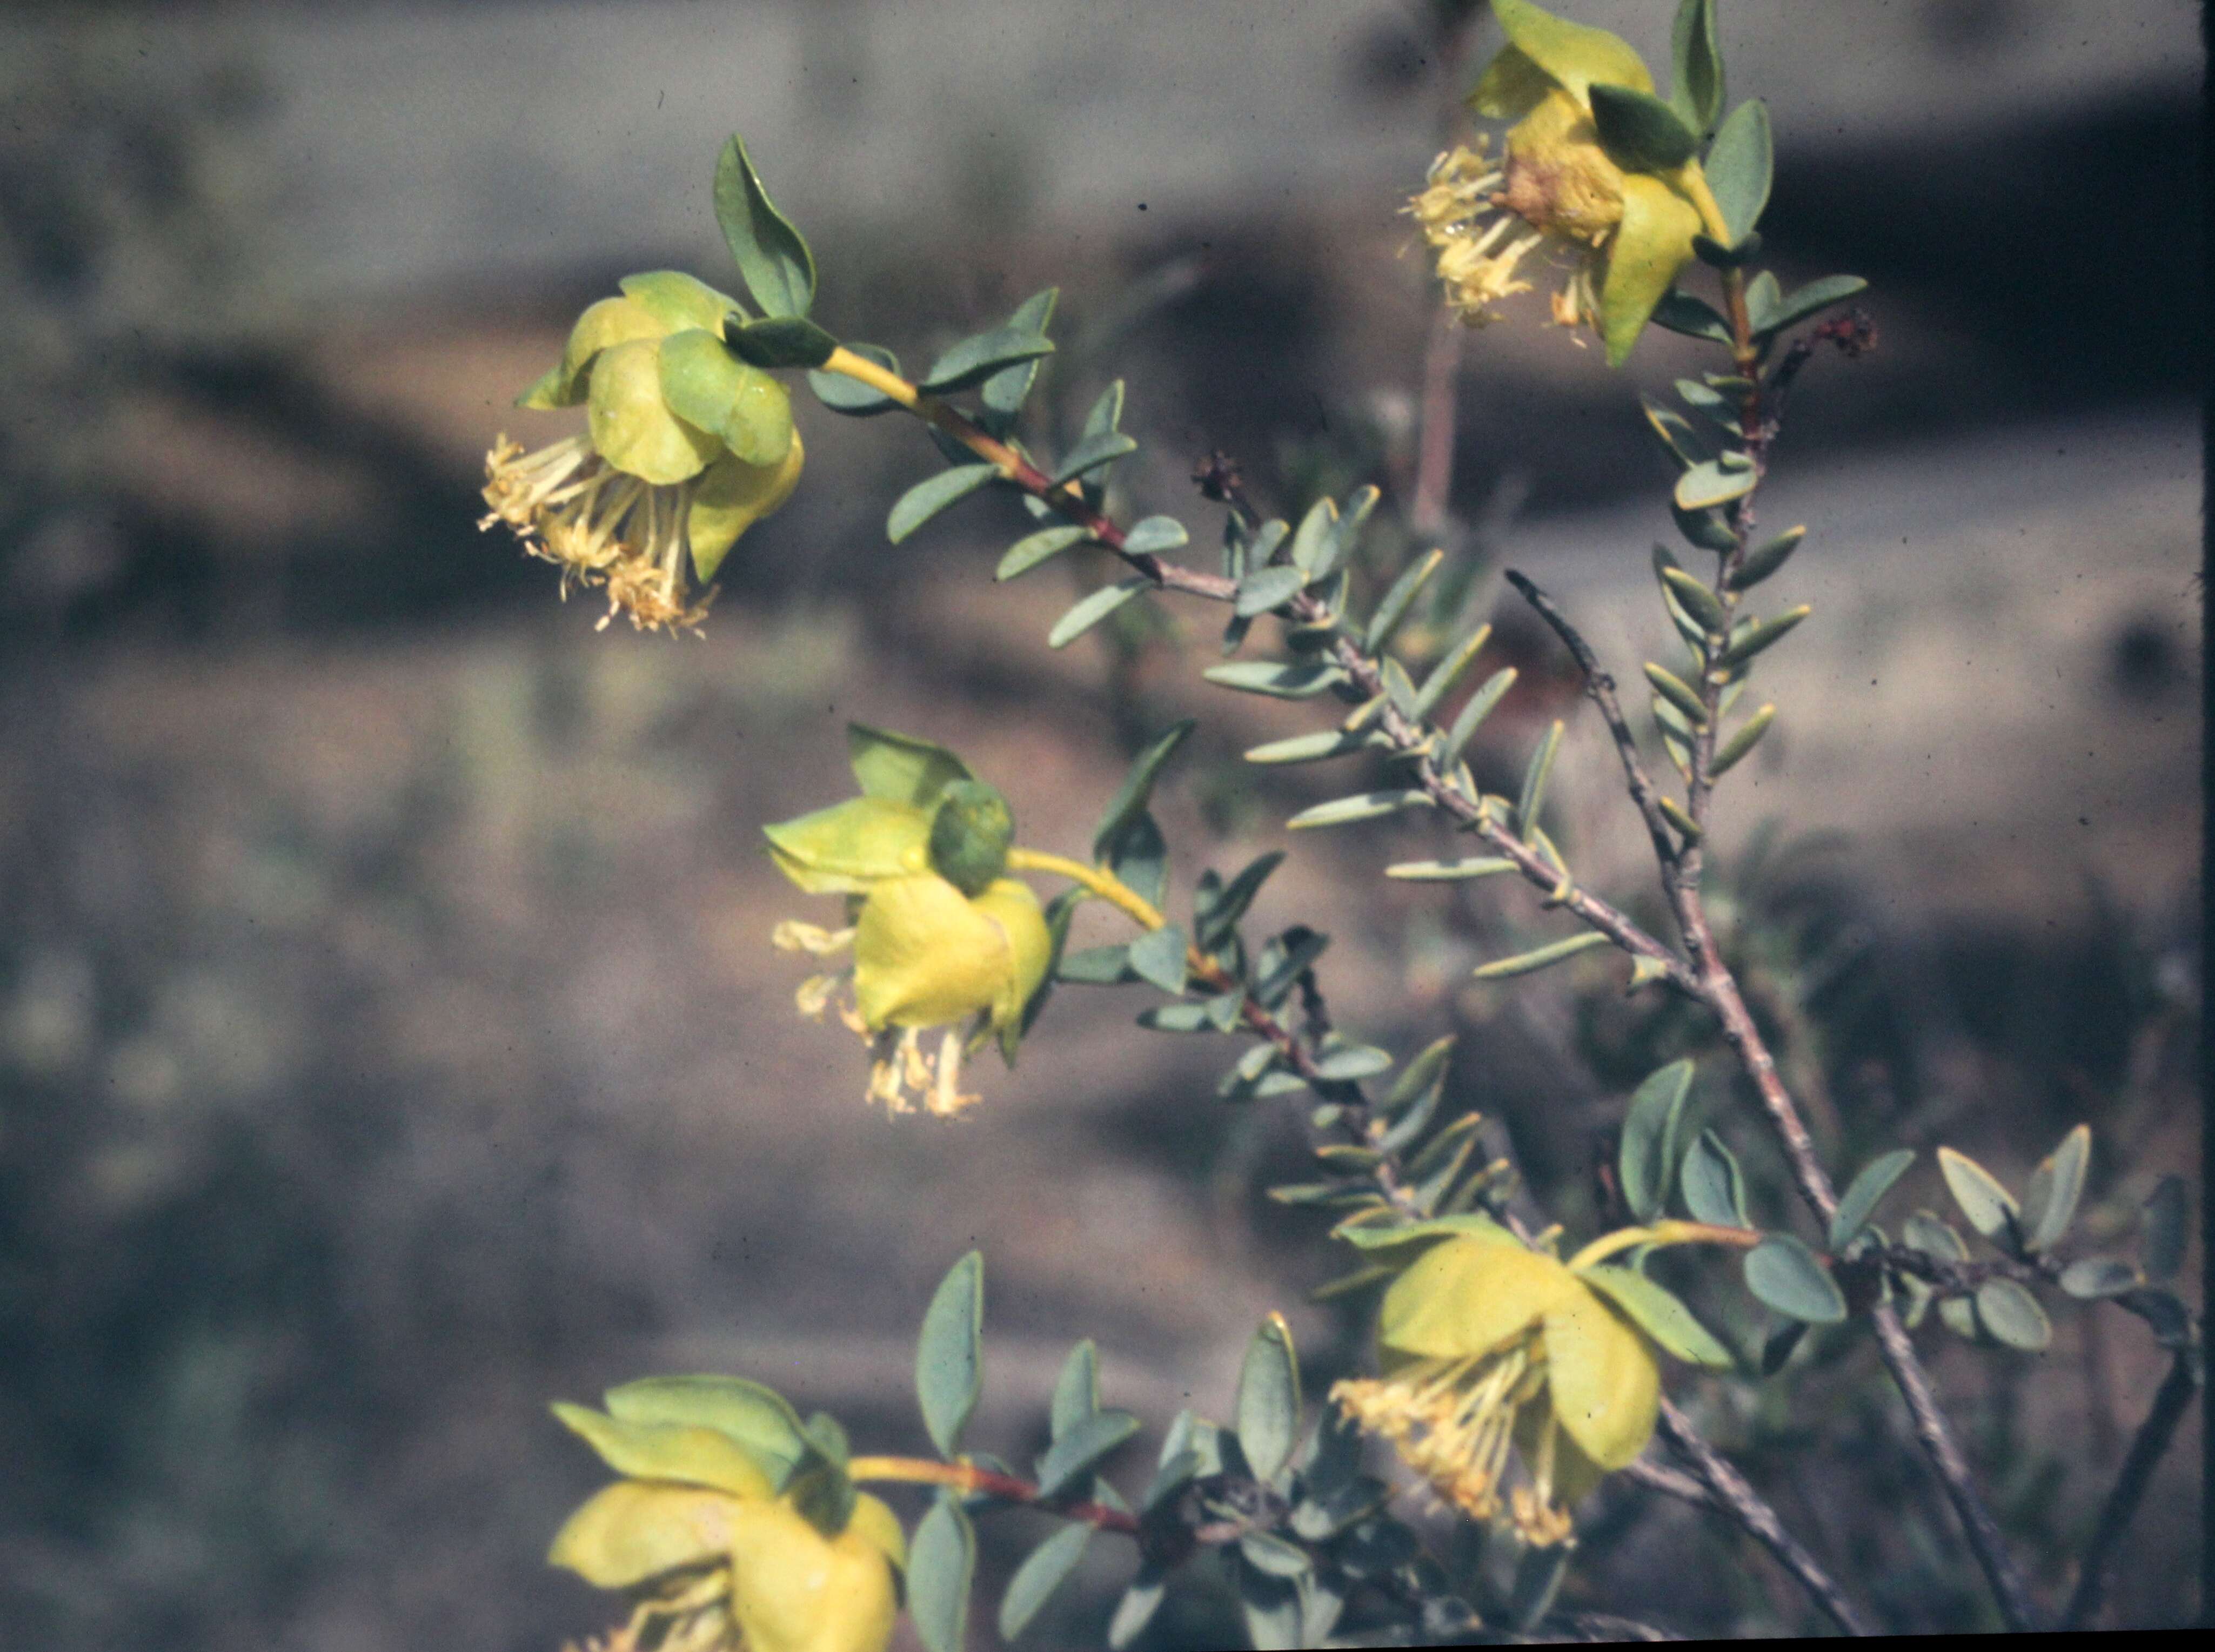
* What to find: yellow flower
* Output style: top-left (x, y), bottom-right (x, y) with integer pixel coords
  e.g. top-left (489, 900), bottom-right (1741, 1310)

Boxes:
top-left (766, 725), bottom-right (1052, 1117)
top-left (480, 270), bottom-right (804, 634)
top-left (1411, 0), bottom-right (1705, 364)
top-left (548, 1382), bottom-right (905, 1652)
top-left (1330, 1221), bottom-right (1663, 1547)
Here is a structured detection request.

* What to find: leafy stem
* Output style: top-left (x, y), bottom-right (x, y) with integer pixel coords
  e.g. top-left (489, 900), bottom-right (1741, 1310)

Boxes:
top-left (847, 1455), bottom-right (1140, 1536)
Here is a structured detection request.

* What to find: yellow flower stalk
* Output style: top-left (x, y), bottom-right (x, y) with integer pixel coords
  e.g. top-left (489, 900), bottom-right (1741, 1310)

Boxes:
top-left (1410, 0), bottom-right (1709, 364)
top-left (480, 269), bottom-right (804, 634)
top-left (548, 1387), bottom-right (905, 1652)
top-left (767, 726), bottom-right (1051, 1117)
top-left (1331, 1220), bottom-right (1669, 1547)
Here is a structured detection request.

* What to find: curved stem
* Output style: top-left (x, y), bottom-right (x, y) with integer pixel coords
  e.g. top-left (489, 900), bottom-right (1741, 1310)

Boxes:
top-left (1565, 1220), bottom-right (1759, 1273)
top-left (847, 1454), bottom-right (1140, 1536)
top-left (1007, 846), bottom-right (1167, 931)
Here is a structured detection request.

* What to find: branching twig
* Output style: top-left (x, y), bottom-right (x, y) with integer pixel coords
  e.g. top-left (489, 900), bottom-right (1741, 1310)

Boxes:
top-left (1654, 1401), bottom-right (1875, 1637)
top-left (2060, 1349), bottom-right (2200, 1629)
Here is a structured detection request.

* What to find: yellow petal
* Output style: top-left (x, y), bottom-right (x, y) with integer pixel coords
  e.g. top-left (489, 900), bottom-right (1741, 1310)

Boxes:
top-left (552, 1403), bottom-right (778, 1500)
top-left (560, 295), bottom-right (668, 394)
top-left (1512, 1393), bottom-right (1609, 1509)
top-left (726, 1497), bottom-right (900, 1652)
top-left (1503, 88), bottom-right (1626, 242)
top-left (588, 337), bottom-right (721, 484)
top-left (846, 1492), bottom-right (908, 1573)
top-left (1541, 1282), bottom-right (1662, 1470)
top-left (547, 1480), bottom-right (745, 1588)
top-left (1468, 43), bottom-right (1554, 121)
top-left (969, 877), bottom-right (1052, 1032)
top-left (1600, 173), bottom-right (1702, 366)
top-left (1377, 1233), bottom-right (1579, 1360)
top-left (764, 796), bottom-right (932, 895)
top-left (619, 268), bottom-right (742, 336)
top-left (853, 875), bottom-right (1015, 1030)
top-left (689, 432), bottom-right (804, 582)
top-left (1489, 0), bottom-right (1652, 103)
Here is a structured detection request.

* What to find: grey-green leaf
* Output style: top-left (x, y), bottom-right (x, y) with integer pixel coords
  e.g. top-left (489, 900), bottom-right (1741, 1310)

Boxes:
top-left (1620, 1058), bottom-right (1696, 1224)
top-left (1126, 924), bottom-right (1189, 996)
top-left (1204, 661), bottom-right (1349, 699)
top-left (1681, 1129), bottom-right (1750, 1228)
top-left (1108, 1568), bottom-right (1168, 1650)
top-left (1975, 1278), bottom-right (2052, 1352)
top-left (1668, 0), bottom-right (1725, 136)
top-left (2021, 1124), bottom-right (2090, 1253)
top-left (1579, 1264), bottom-right (1735, 1368)
top-left (1759, 274), bottom-right (1869, 338)
top-left (1123, 515), bottom-right (1188, 555)
top-left (1471, 931), bottom-right (1610, 980)
top-left (999, 1523), bottom-right (1093, 1641)
top-left (1515, 718), bottom-right (1564, 837)
top-left (1715, 606), bottom-right (1810, 670)
top-left (1236, 1313), bottom-right (1302, 1483)
top-left (916, 1251), bottom-right (984, 1458)
top-left (1446, 667), bottom-right (1518, 761)
top-left (907, 1493), bottom-right (976, 1652)
top-left (1054, 429), bottom-right (1139, 485)
top-left (714, 135), bottom-right (816, 319)
top-left (1093, 721), bottom-right (1195, 861)
top-left (1744, 1234), bottom-right (1846, 1324)
top-left (919, 327), bottom-right (1055, 395)
top-left (1729, 525), bottom-right (1805, 590)
top-left (981, 287), bottom-right (1059, 426)
top-left (999, 525), bottom-right (1091, 580)
top-left (1937, 1146), bottom-right (2019, 1244)
top-left (1048, 577), bottom-right (1150, 648)
top-left (1829, 1149), bottom-right (1915, 1252)
top-left (888, 464), bottom-right (999, 544)
top-left (1703, 99), bottom-right (1772, 243)
top-left (1235, 565), bottom-right (1311, 619)
top-left (725, 315), bottom-right (839, 370)
top-left (1650, 291), bottom-right (1734, 345)
top-left (1365, 548), bottom-right (1444, 653)
top-left (1386, 856), bottom-right (1515, 882)
top-left (1035, 1409), bottom-right (1142, 1501)
top-left (2060, 1258), bottom-right (2141, 1299)
top-left (1676, 459), bottom-right (1758, 512)
top-left (1287, 790), bottom-right (1432, 830)
top-left (1050, 1340), bottom-right (1100, 1440)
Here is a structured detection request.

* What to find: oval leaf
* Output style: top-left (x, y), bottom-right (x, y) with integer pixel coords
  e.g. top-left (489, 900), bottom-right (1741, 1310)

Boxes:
top-left (1048, 576), bottom-right (1150, 648)
top-left (907, 1493), bottom-right (976, 1652)
top-left (1830, 1149), bottom-right (1916, 1253)
top-left (1975, 1278), bottom-right (2052, 1352)
top-left (888, 463), bottom-right (1000, 545)
top-left (1236, 1313), bottom-right (1302, 1483)
top-left (2021, 1124), bottom-right (2090, 1253)
top-left (916, 1251), bottom-right (984, 1459)
top-left (1035, 1409), bottom-right (1142, 1501)
top-left (920, 327), bottom-right (1055, 395)
top-left (1620, 1059), bottom-right (1696, 1224)
top-left (1681, 1129), bottom-right (1749, 1228)
top-left (1937, 1146), bottom-right (2019, 1244)
top-left (1744, 1234), bottom-right (1846, 1324)
top-left (999, 1523), bottom-right (1094, 1641)
top-left (714, 135), bottom-right (816, 319)
top-left (1703, 99), bottom-right (1773, 243)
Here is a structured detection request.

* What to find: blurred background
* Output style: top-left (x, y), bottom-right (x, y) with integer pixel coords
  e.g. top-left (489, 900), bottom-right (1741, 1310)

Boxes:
top-left (0, 0), bottom-right (2201, 1645)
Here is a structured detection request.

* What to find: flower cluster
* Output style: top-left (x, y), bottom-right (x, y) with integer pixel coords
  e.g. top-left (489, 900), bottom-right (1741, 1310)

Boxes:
top-left (481, 270), bottom-right (804, 633)
top-left (1331, 1221), bottom-right (1663, 1547)
top-left (1409, 0), bottom-right (1704, 363)
top-left (549, 1379), bottom-right (904, 1652)
top-left (767, 726), bottom-right (1052, 1117)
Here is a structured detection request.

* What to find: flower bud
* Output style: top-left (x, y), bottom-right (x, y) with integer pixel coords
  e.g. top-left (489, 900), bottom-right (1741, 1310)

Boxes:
top-left (926, 779), bottom-right (1014, 897)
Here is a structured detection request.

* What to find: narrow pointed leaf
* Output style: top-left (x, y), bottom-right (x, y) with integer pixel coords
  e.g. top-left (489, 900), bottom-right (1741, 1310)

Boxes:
top-left (1715, 606), bottom-right (1810, 669)
top-left (1446, 666), bottom-right (1518, 760)
top-left (1515, 718), bottom-right (1564, 836)
top-left (1710, 703), bottom-right (1776, 775)
top-left (1650, 290), bottom-right (1735, 344)
top-left (1204, 661), bottom-right (1349, 699)
top-left (1364, 548), bottom-right (1444, 653)
top-left (889, 464), bottom-right (999, 543)
top-left (1245, 729), bottom-right (1367, 765)
top-left (1035, 1410), bottom-right (1141, 1501)
top-left (1048, 577), bottom-right (1149, 648)
top-left (1287, 790), bottom-right (1433, 830)
top-left (1054, 429), bottom-right (1139, 485)
top-left (999, 525), bottom-right (1090, 580)
top-left (1681, 1130), bottom-right (1749, 1227)
top-left (1413, 624), bottom-right (1494, 718)
top-left (1472, 931), bottom-right (1610, 979)
top-left (1289, 498), bottom-right (1339, 575)
top-left (1000, 1523), bottom-right (1094, 1641)
top-left (919, 327), bottom-right (1055, 394)
top-left (1644, 661), bottom-right (1708, 726)
top-left (2021, 1124), bottom-right (2091, 1253)
top-left (1386, 856), bottom-right (1515, 882)
top-left (1093, 721), bottom-right (1195, 860)
top-left (1730, 525), bottom-right (1805, 590)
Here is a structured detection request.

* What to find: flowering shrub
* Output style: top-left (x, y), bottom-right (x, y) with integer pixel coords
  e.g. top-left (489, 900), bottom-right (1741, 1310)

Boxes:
top-left (480, 3), bottom-right (2198, 1644)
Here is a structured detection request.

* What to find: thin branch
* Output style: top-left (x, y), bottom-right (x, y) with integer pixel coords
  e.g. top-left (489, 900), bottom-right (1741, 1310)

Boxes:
top-left (1654, 1400), bottom-right (1875, 1637)
top-left (2061, 1349), bottom-right (2200, 1629)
